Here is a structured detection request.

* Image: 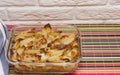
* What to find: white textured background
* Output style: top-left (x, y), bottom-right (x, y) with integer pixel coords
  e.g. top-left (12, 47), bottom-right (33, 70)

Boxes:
top-left (0, 0), bottom-right (120, 25)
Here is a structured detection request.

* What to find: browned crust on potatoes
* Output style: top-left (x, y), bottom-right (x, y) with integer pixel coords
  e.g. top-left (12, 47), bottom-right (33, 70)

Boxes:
top-left (10, 24), bottom-right (79, 63)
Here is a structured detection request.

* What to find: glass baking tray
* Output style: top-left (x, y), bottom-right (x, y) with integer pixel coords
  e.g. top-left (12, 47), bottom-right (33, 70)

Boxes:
top-left (6, 24), bottom-right (81, 74)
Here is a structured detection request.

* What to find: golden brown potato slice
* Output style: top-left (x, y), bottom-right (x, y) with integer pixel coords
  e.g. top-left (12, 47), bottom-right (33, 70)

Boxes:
top-left (14, 28), bottom-right (36, 41)
top-left (67, 48), bottom-right (79, 61)
top-left (46, 49), bottom-right (64, 56)
top-left (14, 32), bottom-right (35, 41)
top-left (60, 34), bottom-right (75, 45)
top-left (34, 38), bottom-right (47, 49)
top-left (39, 53), bottom-right (48, 62)
top-left (44, 23), bottom-right (52, 30)
top-left (12, 41), bottom-right (20, 50)
top-left (35, 32), bottom-right (44, 39)
top-left (47, 31), bottom-right (61, 44)
top-left (47, 38), bottom-right (60, 48)
top-left (23, 54), bottom-right (41, 62)
top-left (41, 24), bottom-right (52, 38)
top-left (47, 55), bottom-right (62, 62)
top-left (24, 50), bottom-right (40, 54)
top-left (16, 54), bottom-right (23, 61)
top-left (20, 37), bottom-right (35, 47)
top-left (11, 52), bottom-right (17, 61)
top-left (16, 47), bottom-right (25, 55)
top-left (49, 31), bottom-right (61, 38)
top-left (70, 40), bottom-right (78, 48)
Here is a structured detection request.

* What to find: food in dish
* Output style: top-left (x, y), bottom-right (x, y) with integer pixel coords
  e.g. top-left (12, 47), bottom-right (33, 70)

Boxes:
top-left (10, 24), bottom-right (79, 63)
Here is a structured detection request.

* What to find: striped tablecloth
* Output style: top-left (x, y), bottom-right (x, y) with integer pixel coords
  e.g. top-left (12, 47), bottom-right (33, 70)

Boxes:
top-left (8, 24), bottom-right (120, 75)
